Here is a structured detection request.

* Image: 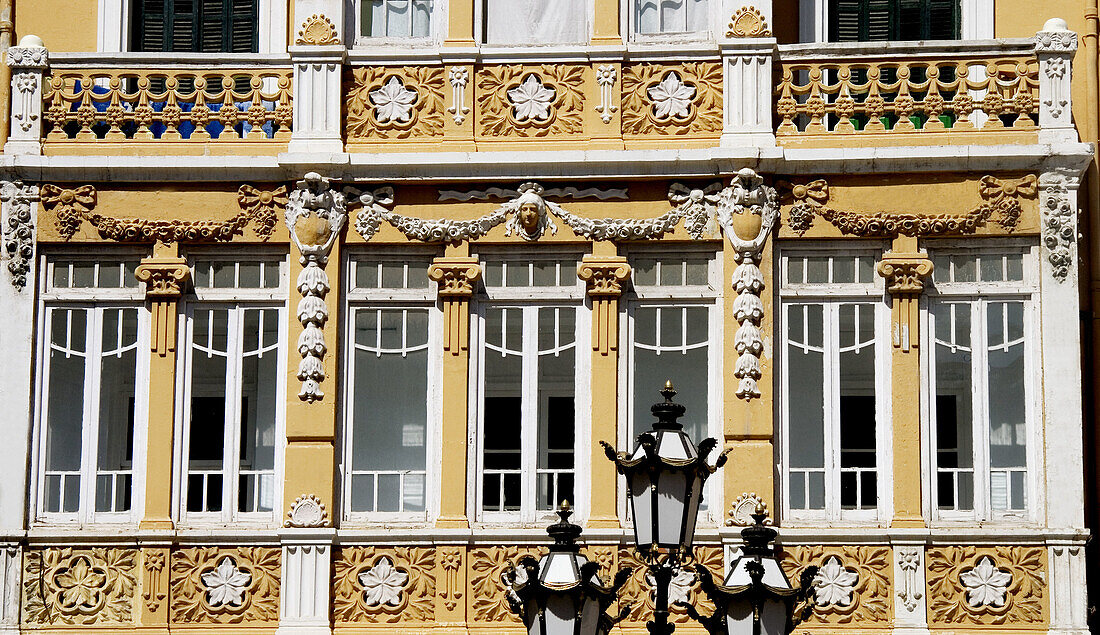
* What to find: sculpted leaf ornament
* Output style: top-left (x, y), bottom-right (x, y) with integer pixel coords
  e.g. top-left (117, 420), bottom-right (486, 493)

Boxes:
top-left (646, 566), bottom-right (696, 605)
top-left (54, 556), bottom-right (109, 614)
top-left (509, 74), bottom-right (556, 122)
top-left (370, 76), bottom-right (418, 124)
top-left (202, 557), bottom-right (252, 608)
top-left (959, 556), bottom-right (1012, 608)
top-left (359, 556), bottom-right (409, 607)
top-left (648, 71), bottom-right (695, 120)
top-left (813, 556), bottom-right (859, 608)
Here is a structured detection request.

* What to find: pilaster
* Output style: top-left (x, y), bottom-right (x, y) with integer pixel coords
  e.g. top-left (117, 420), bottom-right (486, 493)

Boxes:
top-left (1037, 171), bottom-right (1085, 530)
top-left (134, 243), bottom-right (191, 530)
top-left (1047, 539), bottom-right (1089, 635)
top-left (4, 35), bottom-right (47, 155)
top-left (719, 40), bottom-right (775, 147)
top-left (591, 0), bottom-right (622, 45)
top-left (1035, 19), bottom-right (1079, 144)
top-left (428, 250), bottom-right (480, 528)
top-left (877, 236), bottom-right (932, 527)
top-left (0, 181), bottom-right (38, 536)
top-left (578, 250), bottom-right (630, 528)
top-left (444, 0), bottom-right (476, 47)
top-left (278, 529), bottom-right (335, 635)
top-left (891, 542), bottom-right (929, 635)
top-left (288, 42), bottom-right (346, 155)
top-left (0, 544), bottom-right (19, 635)
top-left (136, 544), bottom-right (170, 629)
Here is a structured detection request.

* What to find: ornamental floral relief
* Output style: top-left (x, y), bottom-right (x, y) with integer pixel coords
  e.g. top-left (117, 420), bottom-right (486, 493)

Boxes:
top-left (469, 546), bottom-right (547, 622)
top-left (618, 546), bottom-right (722, 623)
top-left (169, 547), bottom-right (280, 624)
top-left (333, 547), bottom-right (435, 623)
top-left (780, 546), bottom-right (893, 624)
top-left (22, 547), bottom-right (138, 625)
top-left (622, 62), bottom-right (722, 135)
top-left (477, 65), bottom-right (585, 136)
top-left (347, 66), bottom-right (446, 139)
top-left (926, 546), bottom-right (1046, 625)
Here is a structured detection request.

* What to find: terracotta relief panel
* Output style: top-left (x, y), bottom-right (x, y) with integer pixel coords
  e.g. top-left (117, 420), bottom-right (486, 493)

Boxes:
top-left (618, 545), bottom-right (723, 624)
top-left (333, 546), bottom-right (436, 623)
top-left (469, 546), bottom-right (548, 622)
top-left (621, 62), bottom-right (723, 136)
top-left (347, 66), bottom-right (447, 139)
top-left (779, 545), bottom-right (894, 625)
top-left (169, 546), bottom-right (280, 624)
top-left (22, 547), bottom-right (138, 625)
top-left (476, 65), bottom-right (586, 137)
top-left (926, 546), bottom-right (1047, 626)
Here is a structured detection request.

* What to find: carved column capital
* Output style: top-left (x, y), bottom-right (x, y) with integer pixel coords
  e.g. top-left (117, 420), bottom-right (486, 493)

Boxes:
top-left (134, 257), bottom-right (191, 298)
top-left (429, 256), bottom-right (481, 355)
top-left (876, 253), bottom-right (934, 296)
top-left (428, 257), bottom-right (482, 297)
top-left (577, 256), bottom-right (631, 297)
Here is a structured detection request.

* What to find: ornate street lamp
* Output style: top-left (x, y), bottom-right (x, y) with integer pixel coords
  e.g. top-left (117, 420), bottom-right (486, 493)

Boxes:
top-left (682, 507), bottom-right (817, 635)
top-left (601, 382), bottom-right (729, 635)
top-left (502, 502), bottom-right (632, 635)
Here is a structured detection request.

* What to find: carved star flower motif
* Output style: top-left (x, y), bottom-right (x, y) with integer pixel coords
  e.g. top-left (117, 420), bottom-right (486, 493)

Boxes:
top-left (960, 556), bottom-right (1012, 608)
top-left (648, 71), bottom-right (696, 120)
top-left (646, 566), bottom-right (695, 606)
top-left (508, 74), bottom-right (556, 122)
top-left (812, 556), bottom-right (858, 607)
top-left (369, 76), bottom-right (418, 124)
top-left (54, 556), bottom-right (108, 613)
top-left (202, 557), bottom-right (252, 608)
top-left (359, 556), bottom-right (409, 607)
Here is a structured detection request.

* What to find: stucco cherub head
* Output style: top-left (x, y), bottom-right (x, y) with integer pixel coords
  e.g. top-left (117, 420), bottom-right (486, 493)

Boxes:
top-left (505, 182), bottom-right (557, 241)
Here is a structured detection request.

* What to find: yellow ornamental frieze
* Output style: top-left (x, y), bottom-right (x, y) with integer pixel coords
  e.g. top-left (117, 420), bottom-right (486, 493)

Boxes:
top-left (621, 62), bottom-right (723, 136)
top-left (169, 547), bottom-right (280, 624)
top-left (333, 547), bottom-right (435, 623)
top-left (22, 547), bottom-right (138, 625)
top-left (469, 546), bottom-right (547, 622)
top-left (779, 545), bottom-right (893, 625)
top-left (346, 66), bottom-right (446, 139)
top-left (926, 546), bottom-right (1047, 626)
top-left (618, 545), bottom-right (722, 624)
top-left (477, 65), bottom-right (585, 137)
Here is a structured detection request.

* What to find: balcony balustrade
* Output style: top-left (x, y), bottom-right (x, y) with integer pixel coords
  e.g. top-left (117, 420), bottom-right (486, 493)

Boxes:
top-left (2, 21), bottom-right (1078, 156)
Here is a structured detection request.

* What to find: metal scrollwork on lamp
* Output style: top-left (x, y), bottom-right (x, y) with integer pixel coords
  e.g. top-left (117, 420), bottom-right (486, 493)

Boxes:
top-left (601, 381), bottom-right (730, 635)
top-left (502, 502), bottom-right (632, 635)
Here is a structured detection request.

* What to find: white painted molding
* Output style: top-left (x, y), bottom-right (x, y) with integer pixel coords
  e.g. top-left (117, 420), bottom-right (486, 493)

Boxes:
top-left (5, 40), bottom-right (48, 156)
top-left (720, 43), bottom-right (774, 146)
top-left (96, 0), bottom-right (129, 52)
top-left (278, 532), bottom-right (334, 635)
top-left (259, 0), bottom-right (289, 54)
top-left (288, 46), bottom-right (348, 155)
top-left (0, 544), bottom-right (18, 635)
top-left (1047, 541), bottom-right (1090, 635)
top-left (891, 542), bottom-right (928, 635)
top-left (1036, 20), bottom-right (1079, 144)
top-left (1037, 171), bottom-right (1086, 532)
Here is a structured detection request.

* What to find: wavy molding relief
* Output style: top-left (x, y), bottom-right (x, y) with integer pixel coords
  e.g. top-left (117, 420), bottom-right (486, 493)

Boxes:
top-left (477, 65), bottom-right (585, 136)
top-left (469, 546), bottom-right (547, 622)
top-left (784, 176), bottom-right (1036, 237)
top-left (333, 547), bottom-right (435, 623)
top-left (170, 547), bottom-right (280, 624)
top-left (780, 545), bottom-right (893, 625)
top-left (926, 546), bottom-right (1046, 625)
top-left (622, 62), bottom-right (722, 135)
top-left (347, 66), bottom-right (446, 139)
top-left (42, 184), bottom-right (282, 242)
top-left (22, 547), bottom-right (137, 625)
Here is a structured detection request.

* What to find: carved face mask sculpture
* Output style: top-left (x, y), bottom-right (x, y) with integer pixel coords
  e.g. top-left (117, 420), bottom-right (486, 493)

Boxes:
top-left (515, 190), bottom-right (545, 239)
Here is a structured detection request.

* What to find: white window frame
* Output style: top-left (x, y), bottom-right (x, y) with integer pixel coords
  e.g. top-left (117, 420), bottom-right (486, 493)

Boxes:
top-left (470, 252), bottom-right (591, 526)
top-left (921, 241), bottom-right (1041, 525)
top-left (31, 253), bottom-right (150, 526)
top-left (174, 253), bottom-right (288, 527)
top-left (624, 0), bottom-right (718, 43)
top-left (351, 0), bottom-right (446, 47)
top-left (618, 245), bottom-right (723, 525)
top-left (341, 251), bottom-right (442, 524)
top-left (778, 244), bottom-right (892, 525)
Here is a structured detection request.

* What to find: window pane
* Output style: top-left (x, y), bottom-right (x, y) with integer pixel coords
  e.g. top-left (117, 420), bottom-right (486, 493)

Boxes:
top-left (96, 309), bottom-right (138, 513)
top-left (485, 0), bottom-right (586, 44)
top-left (537, 308), bottom-right (575, 511)
top-left (787, 304), bottom-right (825, 510)
top-left (239, 309), bottom-right (279, 513)
top-left (483, 308), bottom-right (522, 512)
top-left (839, 304), bottom-right (876, 511)
top-left (350, 308), bottom-right (429, 512)
top-left (933, 302), bottom-right (974, 511)
top-left (987, 301), bottom-right (1026, 511)
top-left (188, 309), bottom-right (229, 513)
top-left (45, 308), bottom-right (87, 514)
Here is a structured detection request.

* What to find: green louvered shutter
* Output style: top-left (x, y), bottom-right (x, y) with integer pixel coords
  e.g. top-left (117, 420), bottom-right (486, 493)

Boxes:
top-left (828, 0), bottom-right (960, 42)
top-left (132, 0), bottom-right (256, 52)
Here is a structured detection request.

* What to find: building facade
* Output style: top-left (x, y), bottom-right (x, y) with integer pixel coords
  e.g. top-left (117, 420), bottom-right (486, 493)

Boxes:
top-left (0, 0), bottom-right (1094, 634)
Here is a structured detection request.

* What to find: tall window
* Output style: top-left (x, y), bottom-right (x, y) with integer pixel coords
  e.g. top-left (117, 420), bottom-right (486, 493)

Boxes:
top-left (132, 0), bottom-right (258, 52)
top-left (359, 0), bottom-right (434, 39)
top-left (180, 257), bottom-right (285, 523)
top-left (926, 246), bottom-right (1036, 521)
top-left (634, 0), bottom-right (709, 35)
top-left (475, 256), bottom-right (585, 521)
top-left (483, 0), bottom-right (587, 44)
top-left (829, 0), bottom-right (960, 41)
top-left (780, 249), bottom-right (888, 522)
top-left (343, 255), bottom-right (438, 519)
top-left (35, 257), bottom-right (146, 523)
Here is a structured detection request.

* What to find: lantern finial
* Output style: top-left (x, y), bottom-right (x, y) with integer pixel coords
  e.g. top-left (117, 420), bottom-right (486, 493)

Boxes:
top-left (547, 500), bottom-right (582, 551)
top-left (651, 381), bottom-right (686, 430)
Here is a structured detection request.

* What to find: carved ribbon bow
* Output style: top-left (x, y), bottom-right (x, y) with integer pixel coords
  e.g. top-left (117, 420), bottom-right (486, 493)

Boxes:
top-left (41, 184), bottom-right (98, 240)
top-left (978, 175), bottom-right (1037, 202)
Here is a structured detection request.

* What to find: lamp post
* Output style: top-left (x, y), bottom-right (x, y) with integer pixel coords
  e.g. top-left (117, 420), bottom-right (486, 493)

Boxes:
top-left (500, 382), bottom-right (815, 635)
top-left (601, 381), bottom-right (728, 635)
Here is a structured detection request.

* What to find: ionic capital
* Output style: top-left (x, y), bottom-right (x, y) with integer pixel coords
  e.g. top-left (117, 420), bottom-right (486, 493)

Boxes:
top-left (876, 253), bottom-right (934, 296)
top-left (577, 256), bottom-right (631, 297)
top-left (134, 257), bottom-right (191, 298)
top-left (428, 257), bottom-right (482, 297)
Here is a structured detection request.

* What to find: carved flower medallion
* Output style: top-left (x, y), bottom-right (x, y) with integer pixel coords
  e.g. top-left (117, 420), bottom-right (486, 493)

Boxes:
top-left (646, 566), bottom-right (696, 605)
top-left (508, 74), bottom-right (556, 123)
top-left (959, 556), bottom-right (1012, 608)
top-left (648, 71), bottom-right (696, 121)
top-left (53, 555), bottom-right (109, 615)
top-left (359, 557), bottom-right (409, 607)
top-left (813, 556), bottom-right (859, 608)
top-left (202, 557), bottom-right (252, 608)
top-left (370, 76), bottom-right (418, 124)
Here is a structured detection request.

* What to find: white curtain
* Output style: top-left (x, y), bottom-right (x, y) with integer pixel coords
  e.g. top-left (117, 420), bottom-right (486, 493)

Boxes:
top-left (484, 0), bottom-right (587, 44)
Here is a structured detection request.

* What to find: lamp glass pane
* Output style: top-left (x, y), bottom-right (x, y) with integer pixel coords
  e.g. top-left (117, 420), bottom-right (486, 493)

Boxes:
top-left (629, 470), bottom-right (653, 547)
top-left (656, 469), bottom-right (688, 546)
top-left (544, 595), bottom-right (578, 635)
top-left (760, 599), bottom-right (788, 635)
top-left (725, 599), bottom-right (754, 635)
